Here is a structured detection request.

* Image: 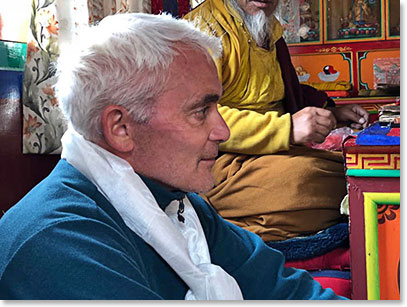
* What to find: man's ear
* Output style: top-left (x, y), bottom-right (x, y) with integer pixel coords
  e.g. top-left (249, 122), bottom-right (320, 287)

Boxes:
top-left (101, 105), bottom-right (134, 153)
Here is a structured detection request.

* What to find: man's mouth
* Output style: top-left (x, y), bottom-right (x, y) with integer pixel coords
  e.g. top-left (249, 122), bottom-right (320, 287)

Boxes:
top-left (201, 156), bottom-right (216, 161)
top-left (251, 0), bottom-right (273, 6)
top-left (200, 152), bottom-right (218, 164)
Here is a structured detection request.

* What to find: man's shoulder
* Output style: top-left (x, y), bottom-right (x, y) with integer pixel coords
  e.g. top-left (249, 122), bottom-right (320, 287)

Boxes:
top-left (0, 160), bottom-right (113, 271)
top-left (5, 159), bottom-right (100, 216)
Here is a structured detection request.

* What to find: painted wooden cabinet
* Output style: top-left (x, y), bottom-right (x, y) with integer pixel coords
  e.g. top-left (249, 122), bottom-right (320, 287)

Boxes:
top-left (343, 137), bottom-right (400, 300)
top-left (276, 0), bottom-right (399, 107)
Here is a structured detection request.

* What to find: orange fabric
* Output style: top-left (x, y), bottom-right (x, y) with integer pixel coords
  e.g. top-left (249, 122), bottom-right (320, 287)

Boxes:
top-left (204, 146), bottom-right (347, 241)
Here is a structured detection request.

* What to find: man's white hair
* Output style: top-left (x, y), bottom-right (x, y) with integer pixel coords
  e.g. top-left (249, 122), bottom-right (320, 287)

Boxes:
top-left (55, 13), bottom-right (222, 141)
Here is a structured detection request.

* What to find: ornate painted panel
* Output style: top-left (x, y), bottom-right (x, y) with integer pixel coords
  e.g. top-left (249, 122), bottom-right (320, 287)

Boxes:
top-left (377, 203), bottom-right (400, 299)
top-left (291, 52), bottom-right (352, 84)
top-left (363, 192), bottom-right (400, 300)
top-left (358, 49), bottom-right (400, 90)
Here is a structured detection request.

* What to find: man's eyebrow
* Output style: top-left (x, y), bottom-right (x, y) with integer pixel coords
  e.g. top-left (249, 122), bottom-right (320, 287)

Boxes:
top-left (189, 94), bottom-right (221, 109)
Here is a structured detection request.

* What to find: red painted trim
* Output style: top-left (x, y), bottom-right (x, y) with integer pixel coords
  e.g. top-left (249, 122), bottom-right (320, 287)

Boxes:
top-left (288, 40), bottom-right (399, 55)
top-left (335, 97), bottom-right (398, 105)
top-left (345, 147), bottom-right (400, 155)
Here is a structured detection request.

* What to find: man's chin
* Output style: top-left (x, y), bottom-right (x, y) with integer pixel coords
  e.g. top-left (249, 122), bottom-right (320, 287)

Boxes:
top-left (187, 176), bottom-right (215, 194)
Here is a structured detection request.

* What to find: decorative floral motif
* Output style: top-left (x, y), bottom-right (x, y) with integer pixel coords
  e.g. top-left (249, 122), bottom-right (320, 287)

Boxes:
top-left (316, 46), bottom-right (352, 53)
top-left (23, 114), bottom-right (42, 138)
top-left (377, 205), bottom-right (399, 224)
top-left (26, 41), bottom-right (39, 63)
top-left (46, 14), bottom-right (59, 35)
top-left (41, 83), bottom-right (58, 107)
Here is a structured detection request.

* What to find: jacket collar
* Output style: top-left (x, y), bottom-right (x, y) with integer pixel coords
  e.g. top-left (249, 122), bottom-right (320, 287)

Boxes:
top-left (139, 174), bottom-right (186, 211)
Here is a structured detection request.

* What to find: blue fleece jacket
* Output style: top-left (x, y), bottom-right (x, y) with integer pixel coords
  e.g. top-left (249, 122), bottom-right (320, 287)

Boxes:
top-left (0, 160), bottom-right (346, 300)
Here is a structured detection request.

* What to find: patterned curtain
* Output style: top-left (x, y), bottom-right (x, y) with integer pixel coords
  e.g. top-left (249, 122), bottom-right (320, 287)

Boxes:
top-left (23, 0), bottom-right (88, 154)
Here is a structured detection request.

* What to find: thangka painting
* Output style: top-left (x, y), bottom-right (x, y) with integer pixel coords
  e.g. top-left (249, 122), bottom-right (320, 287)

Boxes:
top-left (275, 0), bottom-right (300, 44)
top-left (373, 57), bottom-right (400, 89)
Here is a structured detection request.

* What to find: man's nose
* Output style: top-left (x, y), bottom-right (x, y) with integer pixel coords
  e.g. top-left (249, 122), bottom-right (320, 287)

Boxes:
top-left (209, 111), bottom-right (230, 143)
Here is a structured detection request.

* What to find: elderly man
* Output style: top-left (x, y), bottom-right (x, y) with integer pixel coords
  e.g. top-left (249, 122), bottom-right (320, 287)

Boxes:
top-left (186, 0), bottom-right (369, 242)
top-left (0, 13), bottom-right (345, 300)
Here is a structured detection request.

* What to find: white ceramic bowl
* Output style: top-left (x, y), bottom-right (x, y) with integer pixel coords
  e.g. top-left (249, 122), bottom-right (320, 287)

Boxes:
top-left (318, 71), bottom-right (340, 82)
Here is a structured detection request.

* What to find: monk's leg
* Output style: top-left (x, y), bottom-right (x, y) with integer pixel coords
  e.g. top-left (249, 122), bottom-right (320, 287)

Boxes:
top-left (204, 147), bottom-right (347, 241)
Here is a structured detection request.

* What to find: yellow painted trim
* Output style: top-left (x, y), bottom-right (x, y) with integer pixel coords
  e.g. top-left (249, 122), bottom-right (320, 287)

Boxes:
top-left (363, 192), bottom-right (400, 300)
top-left (345, 153), bottom-right (400, 170)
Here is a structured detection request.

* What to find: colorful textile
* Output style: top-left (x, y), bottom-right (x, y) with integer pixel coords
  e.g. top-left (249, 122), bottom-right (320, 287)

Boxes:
top-left (0, 160), bottom-right (346, 300)
top-left (22, 0), bottom-right (74, 154)
top-left (267, 223), bottom-right (349, 260)
top-left (285, 247), bottom-right (350, 271)
top-left (301, 81), bottom-right (352, 91)
top-left (356, 123), bottom-right (400, 146)
top-left (309, 270), bottom-right (351, 299)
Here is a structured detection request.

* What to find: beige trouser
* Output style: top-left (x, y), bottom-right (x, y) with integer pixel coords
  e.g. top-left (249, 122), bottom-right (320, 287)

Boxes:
top-left (203, 146), bottom-right (347, 242)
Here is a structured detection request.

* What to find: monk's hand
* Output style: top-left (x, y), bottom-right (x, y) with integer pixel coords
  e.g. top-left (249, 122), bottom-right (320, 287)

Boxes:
top-left (327, 104), bottom-right (369, 130)
top-left (290, 107), bottom-right (337, 144)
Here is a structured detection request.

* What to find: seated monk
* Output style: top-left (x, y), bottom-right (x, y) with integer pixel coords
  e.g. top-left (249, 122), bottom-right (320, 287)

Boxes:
top-left (186, 0), bottom-right (369, 242)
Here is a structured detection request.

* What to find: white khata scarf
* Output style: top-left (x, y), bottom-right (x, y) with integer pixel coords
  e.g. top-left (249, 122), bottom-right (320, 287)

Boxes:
top-left (61, 126), bottom-right (243, 300)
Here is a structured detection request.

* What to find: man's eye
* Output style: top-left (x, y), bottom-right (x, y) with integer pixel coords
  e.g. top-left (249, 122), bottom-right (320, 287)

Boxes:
top-left (194, 107), bottom-right (209, 119)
